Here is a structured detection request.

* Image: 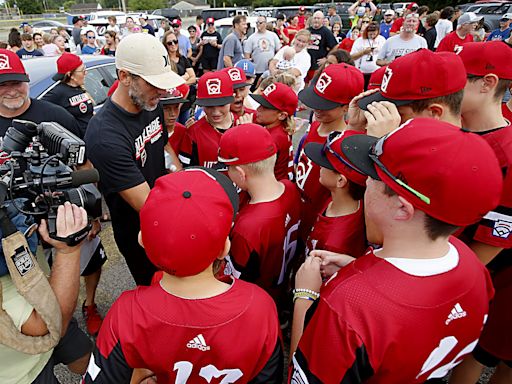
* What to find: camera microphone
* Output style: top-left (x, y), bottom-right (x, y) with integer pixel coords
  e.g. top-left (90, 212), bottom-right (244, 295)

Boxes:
top-left (70, 169), bottom-right (99, 187)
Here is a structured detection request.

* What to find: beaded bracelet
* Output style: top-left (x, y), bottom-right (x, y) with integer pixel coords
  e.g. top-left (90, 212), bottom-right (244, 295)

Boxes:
top-left (292, 288), bottom-right (320, 299)
top-left (292, 288), bottom-right (320, 303)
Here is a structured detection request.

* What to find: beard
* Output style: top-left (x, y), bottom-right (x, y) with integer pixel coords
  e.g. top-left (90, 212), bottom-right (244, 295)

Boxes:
top-left (0, 94), bottom-right (28, 111)
top-left (128, 82), bottom-right (158, 112)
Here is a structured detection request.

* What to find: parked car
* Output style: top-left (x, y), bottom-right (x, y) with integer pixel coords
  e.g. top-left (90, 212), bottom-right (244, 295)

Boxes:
top-left (25, 55), bottom-right (116, 113)
top-left (152, 8), bottom-right (180, 21)
top-left (214, 16), bottom-right (276, 40)
top-left (253, 5), bottom-right (322, 19)
top-left (466, 2), bottom-right (512, 31)
top-left (88, 13), bottom-right (170, 37)
top-left (32, 20), bottom-right (73, 36)
top-left (201, 8), bottom-right (249, 21)
top-left (458, 3), bottom-right (477, 12)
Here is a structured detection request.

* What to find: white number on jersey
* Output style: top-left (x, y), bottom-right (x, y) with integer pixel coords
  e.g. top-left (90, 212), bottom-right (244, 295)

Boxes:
top-left (173, 361), bottom-right (243, 384)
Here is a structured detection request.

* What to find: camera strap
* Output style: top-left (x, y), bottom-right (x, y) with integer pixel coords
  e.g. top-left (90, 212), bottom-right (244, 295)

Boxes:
top-left (0, 216), bottom-right (61, 354)
top-left (49, 223), bottom-right (91, 247)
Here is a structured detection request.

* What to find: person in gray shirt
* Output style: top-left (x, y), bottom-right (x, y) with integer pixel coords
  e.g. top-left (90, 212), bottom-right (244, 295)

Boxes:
top-left (244, 16), bottom-right (281, 86)
top-left (217, 15), bottom-right (248, 70)
top-left (71, 16), bottom-right (85, 48)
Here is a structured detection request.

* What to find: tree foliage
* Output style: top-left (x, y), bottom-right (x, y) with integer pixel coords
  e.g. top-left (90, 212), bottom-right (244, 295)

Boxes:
top-left (128, 0), bottom-right (165, 10)
top-left (16, 0), bottom-right (44, 14)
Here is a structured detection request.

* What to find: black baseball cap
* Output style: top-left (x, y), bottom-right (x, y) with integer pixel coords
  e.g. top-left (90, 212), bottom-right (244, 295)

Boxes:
top-left (72, 16), bottom-right (84, 24)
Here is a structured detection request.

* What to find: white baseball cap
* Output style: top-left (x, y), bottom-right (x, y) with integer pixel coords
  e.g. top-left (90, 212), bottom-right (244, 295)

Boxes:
top-left (501, 13), bottom-right (512, 20)
top-left (384, 9), bottom-right (395, 16)
top-left (115, 34), bottom-right (184, 90)
top-left (458, 12), bottom-right (482, 25)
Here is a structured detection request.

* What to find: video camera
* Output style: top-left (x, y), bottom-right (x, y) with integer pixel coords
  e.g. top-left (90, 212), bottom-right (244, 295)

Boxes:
top-left (0, 119), bottom-right (102, 245)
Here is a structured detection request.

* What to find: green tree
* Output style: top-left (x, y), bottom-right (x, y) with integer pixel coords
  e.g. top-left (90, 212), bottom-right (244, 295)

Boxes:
top-left (128, 0), bottom-right (165, 10)
top-left (16, 0), bottom-right (43, 14)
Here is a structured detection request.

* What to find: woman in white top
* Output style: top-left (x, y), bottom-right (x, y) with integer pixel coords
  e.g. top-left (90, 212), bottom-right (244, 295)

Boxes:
top-left (350, 22), bottom-right (386, 90)
top-left (268, 29), bottom-right (312, 92)
top-left (434, 6), bottom-right (454, 48)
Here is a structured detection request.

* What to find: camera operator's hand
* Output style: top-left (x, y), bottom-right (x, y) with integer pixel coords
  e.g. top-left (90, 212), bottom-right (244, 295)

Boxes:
top-left (39, 202), bottom-right (88, 255)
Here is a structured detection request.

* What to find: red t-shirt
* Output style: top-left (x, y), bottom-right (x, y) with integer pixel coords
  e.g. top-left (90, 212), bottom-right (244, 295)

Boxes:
top-left (268, 123), bottom-right (294, 181)
top-left (436, 31), bottom-right (473, 53)
top-left (292, 237), bottom-right (494, 383)
top-left (305, 199), bottom-right (366, 258)
top-left (168, 122), bottom-right (186, 151)
top-left (338, 37), bottom-right (355, 52)
top-left (390, 17), bottom-right (404, 33)
top-left (298, 15), bottom-right (306, 30)
top-left (227, 180), bottom-right (301, 305)
top-left (85, 279), bottom-right (282, 383)
top-left (295, 122), bottom-right (331, 241)
top-left (502, 102), bottom-right (512, 122)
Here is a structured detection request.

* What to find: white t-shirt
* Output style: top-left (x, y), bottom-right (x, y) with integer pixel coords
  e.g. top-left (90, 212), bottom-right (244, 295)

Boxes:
top-left (244, 30), bottom-right (282, 74)
top-left (435, 19), bottom-right (453, 48)
top-left (377, 34), bottom-right (427, 63)
top-left (273, 47), bottom-right (311, 79)
top-left (351, 35), bottom-right (386, 74)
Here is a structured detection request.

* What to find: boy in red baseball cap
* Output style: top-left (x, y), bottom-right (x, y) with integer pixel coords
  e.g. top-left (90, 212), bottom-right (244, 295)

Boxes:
top-left (177, 71), bottom-right (235, 170)
top-left (218, 123), bottom-right (301, 315)
top-left (291, 118), bottom-right (502, 383)
top-left (84, 168), bottom-right (283, 383)
top-left (222, 66), bottom-right (256, 118)
top-left (296, 63), bottom-right (364, 244)
top-left (449, 41), bottom-right (512, 384)
top-left (250, 82), bottom-right (298, 181)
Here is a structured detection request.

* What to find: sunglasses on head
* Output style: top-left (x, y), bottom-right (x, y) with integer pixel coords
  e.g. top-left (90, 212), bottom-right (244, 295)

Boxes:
top-left (166, 40), bottom-right (179, 46)
top-left (324, 132), bottom-right (365, 175)
top-left (370, 135), bottom-right (430, 204)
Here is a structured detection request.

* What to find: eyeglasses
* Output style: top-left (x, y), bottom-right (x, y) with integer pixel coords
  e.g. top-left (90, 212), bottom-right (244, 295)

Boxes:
top-left (370, 135), bottom-right (431, 204)
top-left (166, 40), bottom-right (179, 46)
top-left (256, 21), bottom-right (266, 24)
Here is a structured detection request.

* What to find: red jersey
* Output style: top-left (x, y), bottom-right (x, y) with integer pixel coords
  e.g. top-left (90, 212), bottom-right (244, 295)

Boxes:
top-left (168, 122), bottom-right (186, 152)
top-left (268, 123), bottom-right (294, 181)
top-left (227, 180), bottom-right (301, 304)
top-left (296, 122), bottom-right (331, 241)
top-left (436, 31), bottom-right (473, 53)
top-left (462, 126), bottom-right (512, 248)
top-left (305, 199), bottom-right (366, 258)
top-left (389, 17), bottom-right (404, 33)
top-left (177, 116), bottom-right (232, 170)
top-left (338, 37), bottom-right (355, 52)
top-left (84, 279), bottom-right (283, 383)
top-left (291, 237), bottom-right (494, 383)
top-left (502, 102), bottom-right (512, 122)
top-left (298, 15), bottom-right (306, 30)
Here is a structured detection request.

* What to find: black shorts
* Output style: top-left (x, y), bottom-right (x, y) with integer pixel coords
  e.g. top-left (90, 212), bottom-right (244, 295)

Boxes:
top-left (201, 56), bottom-right (218, 70)
top-left (31, 317), bottom-right (93, 383)
top-left (473, 343), bottom-right (512, 369)
top-left (81, 241), bottom-right (107, 276)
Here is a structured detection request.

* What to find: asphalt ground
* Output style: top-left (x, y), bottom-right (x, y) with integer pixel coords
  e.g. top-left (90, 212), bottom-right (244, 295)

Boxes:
top-left (52, 114), bottom-right (495, 383)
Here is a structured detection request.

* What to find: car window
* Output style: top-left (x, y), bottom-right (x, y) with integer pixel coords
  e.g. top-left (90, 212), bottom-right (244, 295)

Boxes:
top-left (84, 68), bottom-right (110, 106)
top-left (479, 5), bottom-right (504, 14)
top-left (103, 63), bottom-right (118, 81)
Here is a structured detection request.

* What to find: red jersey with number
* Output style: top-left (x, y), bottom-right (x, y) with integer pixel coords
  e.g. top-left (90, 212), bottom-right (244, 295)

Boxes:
top-left (305, 199), bottom-right (366, 258)
top-left (502, 102), bottom-right (512, 122)
top-left (227, 180), bottom-right (300, 304)
top-left (436, 31), bottom-right (473, 53)
top-left (268, 123), bottom-right (294, 181)
top-left (84, 279), bottom-right (282, 383)
top-left (461, 126), bottom-right (512, 248)
top-left (291, 237), bottom-right (494, 383)
top-left (295, 122), bottom-right (331, 241)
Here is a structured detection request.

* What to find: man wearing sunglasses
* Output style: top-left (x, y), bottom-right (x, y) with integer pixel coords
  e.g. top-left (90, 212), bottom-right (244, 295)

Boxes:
top-left (85, 34), bottom-right (184, 286)
top-left (291, 117), bottom-right (502, 383)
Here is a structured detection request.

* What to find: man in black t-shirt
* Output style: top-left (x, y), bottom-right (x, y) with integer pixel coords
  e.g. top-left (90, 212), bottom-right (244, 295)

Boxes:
top-left (85, 34), bottom-right (184, 286)
top-left (307, 11), bottom-right (338, 81)
top-left (200, 19), bottom-right (223, 72)
top-left (139, 13), bottom-right (155, 36)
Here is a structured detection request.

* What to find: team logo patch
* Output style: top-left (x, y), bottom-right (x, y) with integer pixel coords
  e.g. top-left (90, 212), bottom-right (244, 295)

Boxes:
top-left (206, 78), bottom-right (221, 95)
top-left (381, 67), bottom-right (393, 93)
top-left (263, 83), bottom-right (276, 96)
top-left (315, 72), bottom-right (332, 94)
top-left (227, 68), bottom-right (241, 81)
top-left (79, 102), bottom-right (87, 113)
top-left (493, 219), bottom-right (512, 239)
top-left (12, 247), bottom-right (33, 276)
top-left (0, 54), bottom-right (12, 70)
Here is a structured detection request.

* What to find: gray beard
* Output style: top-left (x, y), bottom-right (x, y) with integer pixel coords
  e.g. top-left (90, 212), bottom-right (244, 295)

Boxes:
top-left (128, 84), bottom-right (157, 112)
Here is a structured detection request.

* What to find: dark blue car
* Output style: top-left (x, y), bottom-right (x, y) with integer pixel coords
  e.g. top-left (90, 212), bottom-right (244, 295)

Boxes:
top-left (24, 55), bottom-right (117, 112)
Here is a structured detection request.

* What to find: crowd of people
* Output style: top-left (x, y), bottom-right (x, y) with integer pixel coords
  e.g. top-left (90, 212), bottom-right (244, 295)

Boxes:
top-left (0, 1), bottom-right (512, 383)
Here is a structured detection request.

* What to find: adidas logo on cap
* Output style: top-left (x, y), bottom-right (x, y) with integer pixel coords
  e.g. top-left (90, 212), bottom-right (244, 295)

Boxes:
top-left (445, 303), bottom-right (467, 325)
top-left (187, 334), bottom-right (211, 351)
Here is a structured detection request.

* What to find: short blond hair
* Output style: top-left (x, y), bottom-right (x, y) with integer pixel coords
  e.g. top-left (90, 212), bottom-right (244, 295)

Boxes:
top-left (241, 154), bottom-right (277, 176)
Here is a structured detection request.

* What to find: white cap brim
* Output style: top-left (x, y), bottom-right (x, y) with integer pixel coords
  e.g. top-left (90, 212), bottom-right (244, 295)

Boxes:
top-left (140, 69), bottom-right (185, 90)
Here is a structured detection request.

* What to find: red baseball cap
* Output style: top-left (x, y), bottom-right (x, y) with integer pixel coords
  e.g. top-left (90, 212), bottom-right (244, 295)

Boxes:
top-left (458, 41), bottom-right (512, 80)
top-left (250, 82), bottom-right (298, 116)
top-left (53, 53), bottom-right (83, 81)
top-left (222, 67), bottom-right (250, 89)
top-left (196, 71), bottom-right (234, 106)
top-left (140, 167), bottom-right (239, 277)
top-left (358, 49), bottom-right (467, 110)
top-left (340, 118), bottom-right (503, 226)
top-left (299, 64), bottom-right (364, 110)
top-left (407, 2), bottom-right (418, 10)
top-left (160, 83), bottom-right (189, 105)
top-left (206, 17), bottom-right (215, 24)
top-left (305, 130), bottom-right (367, 186)
top-left (0, 49), bottom-right (29, 84)
top-left (368, 65), bottom-right (387, 90)
top-left (218, 123), bottom-right (277, 166)
top-left (299, 6), bottom-right (305, 11)
top-left (171, 18), bottom-right (182, 26)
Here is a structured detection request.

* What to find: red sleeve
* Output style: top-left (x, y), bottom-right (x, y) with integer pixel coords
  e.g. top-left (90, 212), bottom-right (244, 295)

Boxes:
top-left (390, 18), bottom-right (403, 33)
top-left (230, 226), bottom-right (255, 268)
top-left (168, 123), bottom-right (186, 152)
top-left (436, 35), bottom-right (451, 52)
top-left (176, 127), bottom-right (194, 166)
